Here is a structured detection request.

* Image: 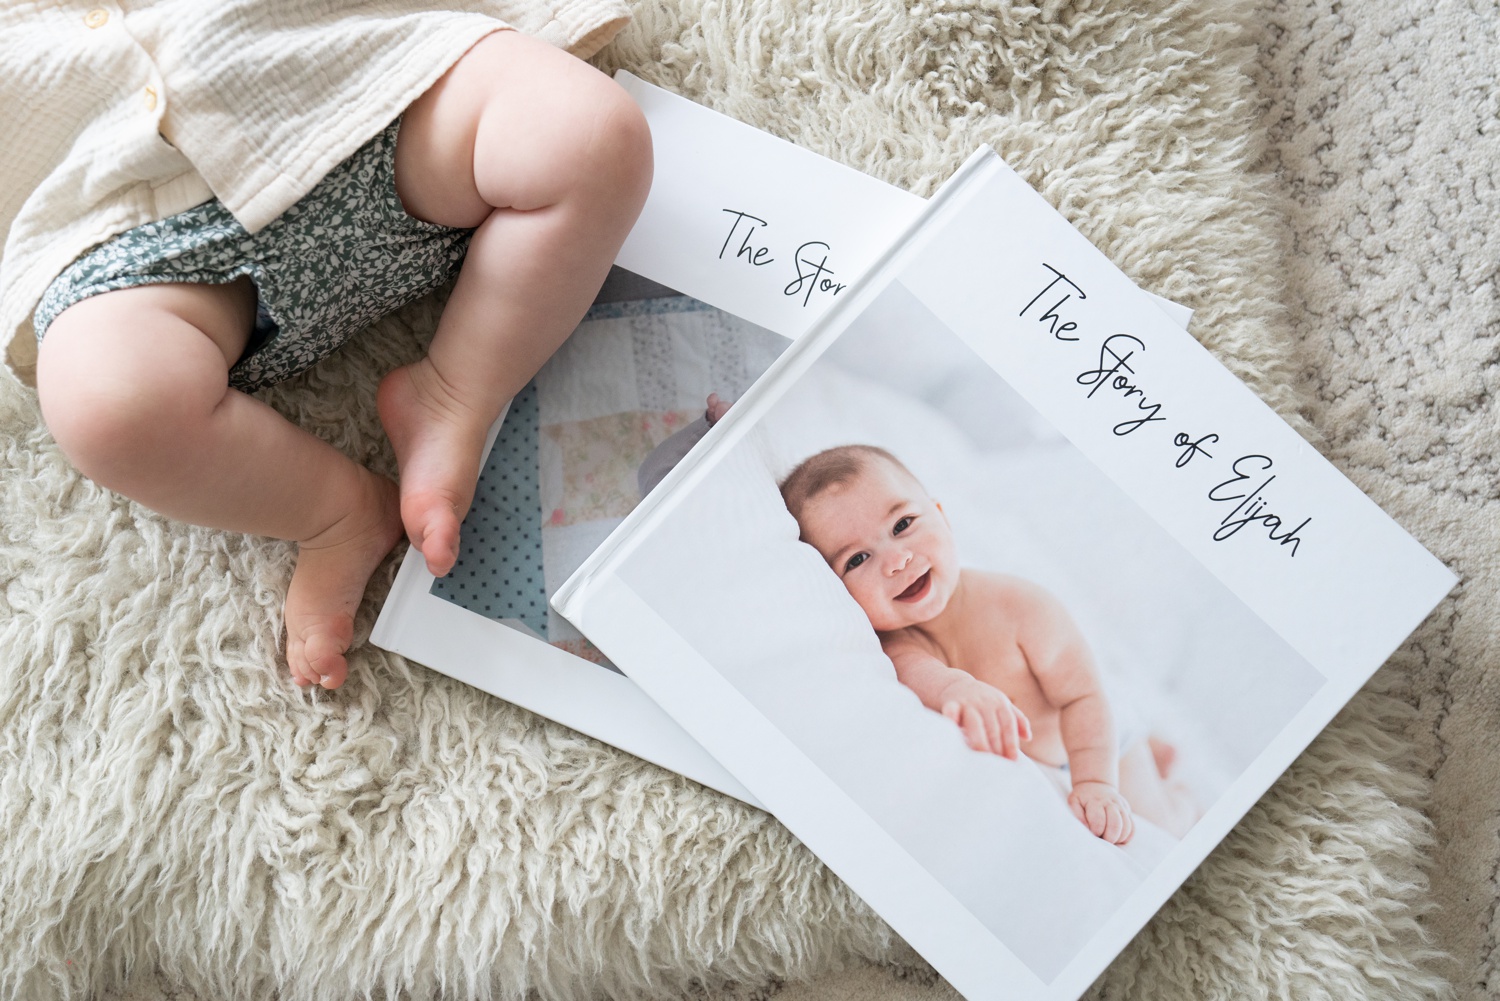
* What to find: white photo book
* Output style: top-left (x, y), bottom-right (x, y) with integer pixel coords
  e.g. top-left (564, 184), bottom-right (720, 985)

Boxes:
top-left (371, 74), bottom-right (1189, 803)
top-left (552, 147), bottom-right (1456, 1000)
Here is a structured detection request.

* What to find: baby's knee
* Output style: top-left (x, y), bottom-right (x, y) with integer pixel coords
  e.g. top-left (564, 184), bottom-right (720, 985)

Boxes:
top-left (37, 309), bottom-right (225, 486)
top-left (472, 49), bottom-right (652, 214)
top-left (40, 358), bottom-right (171, 490)
top-left (577, 79), bottom-right (653, 206)
top-left (531, 72), bottom-right (652, 209)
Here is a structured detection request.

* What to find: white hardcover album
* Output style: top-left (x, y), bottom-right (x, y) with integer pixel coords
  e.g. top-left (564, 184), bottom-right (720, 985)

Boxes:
top-left (553, 147), bottom-right (1455, 1000)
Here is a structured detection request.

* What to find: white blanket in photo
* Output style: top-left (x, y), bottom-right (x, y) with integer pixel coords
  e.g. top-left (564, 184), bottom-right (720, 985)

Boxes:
top-left (623, 430), bottom-right (1157, 980)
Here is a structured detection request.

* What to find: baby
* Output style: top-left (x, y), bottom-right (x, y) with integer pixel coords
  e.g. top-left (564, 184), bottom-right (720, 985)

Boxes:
top-left (17, 22), bottom-right (651, 690)
top-left (781, 445), bottom-right (1197, 843)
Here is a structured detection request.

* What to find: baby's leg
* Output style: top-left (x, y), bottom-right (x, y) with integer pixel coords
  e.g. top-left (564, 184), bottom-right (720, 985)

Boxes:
top-left (379, 29), bottom-right (652, 575)
top-left (1117, 741), bottom-right (1199, 838)
top-left (37, 281), bottom-right (403, 689)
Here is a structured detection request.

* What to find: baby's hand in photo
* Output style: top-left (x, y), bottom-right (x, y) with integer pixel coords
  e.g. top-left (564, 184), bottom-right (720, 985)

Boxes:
top-left (1068, 781), bottom-right (1134, 845)
top-left (705, 393), bottom-right (731, 425)
top-left (939, 679), bottom-right (1032, 760)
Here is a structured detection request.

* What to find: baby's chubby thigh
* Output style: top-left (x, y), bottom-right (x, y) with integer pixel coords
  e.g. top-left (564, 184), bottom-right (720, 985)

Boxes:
top-left (37, 280), bottom-right (256, 496)
top-left (393, 28), bottom-right (652, 231)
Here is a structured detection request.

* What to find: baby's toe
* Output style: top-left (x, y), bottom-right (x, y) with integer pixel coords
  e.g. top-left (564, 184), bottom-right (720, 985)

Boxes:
top-left (420, 524), bottom-right (459, 578)
top-left (303, 631), bottom-right (349, 690)
top-left (285, 635), bottom-right (314, 686)
top-left (286, 618), bottom-right (352, 691)
top-left (401, 494), bottom-right (461, 577)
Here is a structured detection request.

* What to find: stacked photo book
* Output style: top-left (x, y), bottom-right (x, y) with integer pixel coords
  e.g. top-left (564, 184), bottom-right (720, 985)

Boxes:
top-left (373, 74), bottom-right (1455, 1001)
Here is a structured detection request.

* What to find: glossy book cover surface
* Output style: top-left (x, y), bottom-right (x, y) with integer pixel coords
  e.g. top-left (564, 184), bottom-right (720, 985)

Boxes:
top-left (554, 149), bottom-right (1456, 1000)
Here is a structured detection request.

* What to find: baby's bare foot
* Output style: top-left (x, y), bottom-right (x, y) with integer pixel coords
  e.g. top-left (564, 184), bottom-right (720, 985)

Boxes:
top-left (376, 359), bottom-right (492, 578)
top-left (285, 469), bottom-right (403, 690)
top-left (1148, 734), bottom-right (1178, 778)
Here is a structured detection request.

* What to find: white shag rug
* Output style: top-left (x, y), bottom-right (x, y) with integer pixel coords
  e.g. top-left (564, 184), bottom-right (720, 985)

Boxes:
top-left (5, 0), bottom-right (1493, 999)
top-left (1252, 2), bottom-right (1498, 998)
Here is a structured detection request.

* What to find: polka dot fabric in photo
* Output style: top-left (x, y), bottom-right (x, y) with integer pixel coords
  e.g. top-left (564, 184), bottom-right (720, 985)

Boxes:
top-left (430, 382), bottom-right (548, 639)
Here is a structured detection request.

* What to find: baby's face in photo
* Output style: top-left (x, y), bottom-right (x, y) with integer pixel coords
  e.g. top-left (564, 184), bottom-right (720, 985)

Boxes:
top-left (797, 459), bottom-right (959, 632)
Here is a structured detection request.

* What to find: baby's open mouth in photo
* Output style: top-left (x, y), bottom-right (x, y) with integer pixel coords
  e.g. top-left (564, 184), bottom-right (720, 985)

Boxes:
top-left (896, 570), bottom-right (932, 602)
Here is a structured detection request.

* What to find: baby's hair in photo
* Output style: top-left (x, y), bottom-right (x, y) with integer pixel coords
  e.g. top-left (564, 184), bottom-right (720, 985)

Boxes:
top-left (779, 444), bottom-right (912, 523)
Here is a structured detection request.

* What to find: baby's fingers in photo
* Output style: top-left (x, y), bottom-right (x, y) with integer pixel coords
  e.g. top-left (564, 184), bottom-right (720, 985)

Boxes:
top-left (1069, 796), bottom-right (1087, 828)
top-left (996, 710), bottom-right (1023, 760)
top-left (1085, 801), bottom-right (1106, 839)
top-left (1103, 802), bottom-right (1127, 844)
top-left (981, 706), bottom-right (1006, 756)
top-left (949, 703), bottom-right (993, 755)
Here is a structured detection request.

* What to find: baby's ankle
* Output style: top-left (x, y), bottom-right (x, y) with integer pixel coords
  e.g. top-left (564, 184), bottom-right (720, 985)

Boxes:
top-left (298, 466), bottom-right (400, 550)
top-left (394, 357), bottom-right (493, 432)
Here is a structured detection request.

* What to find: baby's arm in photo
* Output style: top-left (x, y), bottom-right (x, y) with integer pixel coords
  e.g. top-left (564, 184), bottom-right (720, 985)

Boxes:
top-left (637, 394), bottom-right (732, 496)
top-left (1010, 583), bottom-right (1134, 845)
top-left (884, 636), bottom-right (1033, 761)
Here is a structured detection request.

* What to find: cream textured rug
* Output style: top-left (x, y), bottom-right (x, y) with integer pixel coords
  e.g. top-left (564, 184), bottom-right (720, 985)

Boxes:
top-left (4, 1), bottom-right (1493, 999)
top-left (1253, 2), bottom-right (1498, 998)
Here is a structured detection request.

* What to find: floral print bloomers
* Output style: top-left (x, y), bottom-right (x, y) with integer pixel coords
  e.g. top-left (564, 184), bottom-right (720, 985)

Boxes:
top-left (33, 118), bottom-right (474, 392)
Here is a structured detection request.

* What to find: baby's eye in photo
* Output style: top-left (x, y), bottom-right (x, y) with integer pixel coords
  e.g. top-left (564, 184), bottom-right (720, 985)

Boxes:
top-left (892, 515), bottom-right (913, 535)
top-left (844, 551), bottom-right (869, 573)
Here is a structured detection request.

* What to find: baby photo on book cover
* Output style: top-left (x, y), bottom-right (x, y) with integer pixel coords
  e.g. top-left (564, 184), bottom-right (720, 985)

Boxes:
top-left (612, 280), bottom-right (1325, 977)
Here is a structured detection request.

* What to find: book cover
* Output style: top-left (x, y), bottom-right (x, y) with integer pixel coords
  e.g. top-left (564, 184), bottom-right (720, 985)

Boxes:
top-left (553, 148), bottom-right (1457, 999)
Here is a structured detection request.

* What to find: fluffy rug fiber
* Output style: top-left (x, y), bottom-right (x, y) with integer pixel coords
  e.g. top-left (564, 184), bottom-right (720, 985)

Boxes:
top-left (3, 0), bottom-right (1492, 999)
top-left (1253, 2), bottom-right (1498, 998)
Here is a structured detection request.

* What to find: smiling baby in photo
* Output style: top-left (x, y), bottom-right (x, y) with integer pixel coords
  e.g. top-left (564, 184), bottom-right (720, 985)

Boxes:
top-left (781, 444), bottom-right (1198, 843)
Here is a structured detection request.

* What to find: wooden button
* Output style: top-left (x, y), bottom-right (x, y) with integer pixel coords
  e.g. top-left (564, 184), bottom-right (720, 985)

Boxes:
top-left (143, 86), bottom-right (158, 111)
top-left (84, 8), bottom-right (108, 28)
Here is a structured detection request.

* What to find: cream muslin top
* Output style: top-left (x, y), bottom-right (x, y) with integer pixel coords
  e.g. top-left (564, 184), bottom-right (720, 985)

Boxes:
top-left (0, 0), bottom-right (631, 386)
